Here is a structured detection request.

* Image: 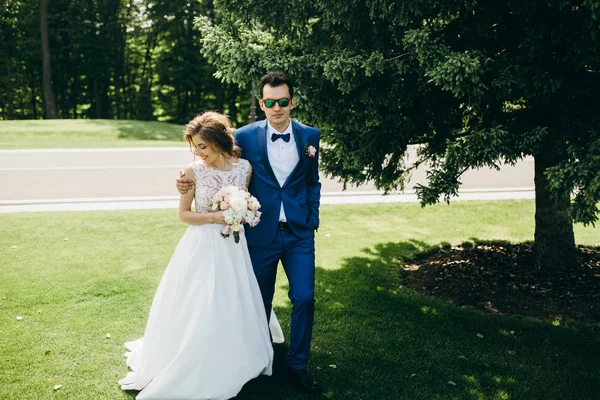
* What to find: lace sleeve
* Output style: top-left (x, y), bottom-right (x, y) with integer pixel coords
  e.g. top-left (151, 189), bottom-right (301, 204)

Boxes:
top-left (191, 161), bottom-right (204, 182)
top-left (237, 159), bottom-right (251, 188)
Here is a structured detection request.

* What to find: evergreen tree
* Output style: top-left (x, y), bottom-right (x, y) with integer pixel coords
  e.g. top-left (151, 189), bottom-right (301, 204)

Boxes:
top-left (197, 0), bottom-right (600, 271)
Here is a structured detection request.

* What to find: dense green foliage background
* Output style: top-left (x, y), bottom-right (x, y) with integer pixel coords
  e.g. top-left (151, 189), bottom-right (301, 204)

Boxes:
top-left (0, 0), bottom-right (253, 125)
top-left (197, 0), bottom-right (600, 270)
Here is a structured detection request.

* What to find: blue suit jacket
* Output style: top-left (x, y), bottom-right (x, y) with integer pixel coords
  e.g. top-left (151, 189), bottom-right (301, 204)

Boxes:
top-left (235, 120), bottom-right (321, 246)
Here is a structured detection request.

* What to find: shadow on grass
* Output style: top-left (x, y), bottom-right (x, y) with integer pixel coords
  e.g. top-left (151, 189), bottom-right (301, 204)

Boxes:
top-left (88, 120), bottom-right (185, 142)
top-left (234, 240), bottom-right (599, 400)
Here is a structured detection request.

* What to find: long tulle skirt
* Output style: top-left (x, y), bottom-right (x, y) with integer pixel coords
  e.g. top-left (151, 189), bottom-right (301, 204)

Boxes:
top-left (119, 224), bottom-right (275, 400)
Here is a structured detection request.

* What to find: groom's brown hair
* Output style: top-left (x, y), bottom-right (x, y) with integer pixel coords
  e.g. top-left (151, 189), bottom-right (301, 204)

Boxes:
top-left (259, 71), bottom-right (295, 98)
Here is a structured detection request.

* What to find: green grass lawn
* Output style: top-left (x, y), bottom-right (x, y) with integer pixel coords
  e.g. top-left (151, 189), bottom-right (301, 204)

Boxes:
top-left (0, 119), bottom-right (186, 149)
top-left (1, 200), bottom-right (599, 399)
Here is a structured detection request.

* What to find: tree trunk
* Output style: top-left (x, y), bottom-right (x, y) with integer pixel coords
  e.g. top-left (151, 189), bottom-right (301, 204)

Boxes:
top-left (533, 140), bottom-right (577, 271)
top-left (228, 85), bottom-right (238, 123)
top-left (6, 56), bottom-right (15, 119)
top-left (136, 31), bottom-right (157, 120)
top-left (181, 89), bottom-right (190, 123)
top-left (30, 84), bottom-right (37, 120)
top-left (28, 71), bottom-right (38, 119)
top-left (93, 78), bottom-right (110, 119)
top-left (215, 86), bottom-right (224, 113)
top-left (116, 1), bottom-right (133, 120)
top-left (40, 0), bottom-right (57, 119)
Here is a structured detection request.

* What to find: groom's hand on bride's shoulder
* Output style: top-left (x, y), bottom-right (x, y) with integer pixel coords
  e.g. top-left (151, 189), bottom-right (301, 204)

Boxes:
top-left (176, 169), bottom-right (195, 195)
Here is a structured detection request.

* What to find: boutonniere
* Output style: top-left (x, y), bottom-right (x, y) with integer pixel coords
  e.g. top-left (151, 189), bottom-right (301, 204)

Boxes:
top-left (304, 142), bottom-right (317, 158)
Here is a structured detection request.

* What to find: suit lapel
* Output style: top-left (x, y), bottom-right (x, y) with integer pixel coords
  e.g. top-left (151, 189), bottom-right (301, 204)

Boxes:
top-left (283, 121), bottom-right (303, 187)
top-left (257, 120), bottom-right (279, 185)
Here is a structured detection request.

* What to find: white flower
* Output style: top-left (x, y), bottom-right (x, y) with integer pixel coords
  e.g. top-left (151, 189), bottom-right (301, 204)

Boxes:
top-left (230, 197), bottom-right (248, 214)
top-left (248, 216), bottom-right (261, 227)
top-left (229, 190), bottom-right (247, 201)
top-left (244, 210), bottom-right (255, 222)
top-left (223, 210), bottom-right (234, 225)
top-left (213, 186), bottom-right (261, 243)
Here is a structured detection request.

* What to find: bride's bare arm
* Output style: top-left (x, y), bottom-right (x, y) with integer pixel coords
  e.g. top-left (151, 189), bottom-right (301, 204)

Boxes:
top-left (176, 169), bottom-right (195, 194)
top-left (178, 167), bottom-right (225, 225)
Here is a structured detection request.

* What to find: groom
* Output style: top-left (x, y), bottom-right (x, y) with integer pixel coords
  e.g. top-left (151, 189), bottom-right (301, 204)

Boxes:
top-left (178, 71), bottom-right (321, 394)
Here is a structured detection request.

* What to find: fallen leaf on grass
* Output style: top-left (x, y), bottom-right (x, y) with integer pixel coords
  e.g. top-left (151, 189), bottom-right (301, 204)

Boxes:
top-left (106, 333), bottom-right (111, 338)
top-left (53, 385), bottom-right (62, 391)
top-left (16, 316), bottom-right (23, 321)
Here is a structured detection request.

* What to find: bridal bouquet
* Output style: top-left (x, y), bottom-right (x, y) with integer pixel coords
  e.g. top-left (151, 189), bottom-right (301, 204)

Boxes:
top-left (212, 186), bottom-right (261, 243)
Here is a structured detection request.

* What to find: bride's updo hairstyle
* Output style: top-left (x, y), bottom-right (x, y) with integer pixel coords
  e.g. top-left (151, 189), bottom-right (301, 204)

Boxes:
top-left (184, 111), bottom-right (241, 158)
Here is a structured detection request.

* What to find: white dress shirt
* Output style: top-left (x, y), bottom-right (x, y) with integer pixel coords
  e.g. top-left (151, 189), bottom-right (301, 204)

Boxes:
top-left (266, 120), bottom-right (299, 222)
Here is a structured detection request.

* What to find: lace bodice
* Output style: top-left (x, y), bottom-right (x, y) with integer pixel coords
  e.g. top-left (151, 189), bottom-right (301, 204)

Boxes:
top-left (191, 159), bottom-right (250, 213)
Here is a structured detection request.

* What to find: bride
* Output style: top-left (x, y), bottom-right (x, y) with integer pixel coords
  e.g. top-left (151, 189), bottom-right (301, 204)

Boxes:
top-left (119, 111), bottom-right (282, 399)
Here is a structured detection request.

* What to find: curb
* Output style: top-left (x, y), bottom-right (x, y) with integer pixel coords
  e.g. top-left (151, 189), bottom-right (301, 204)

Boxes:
top-left (0, 188), bottom-right (535, 213)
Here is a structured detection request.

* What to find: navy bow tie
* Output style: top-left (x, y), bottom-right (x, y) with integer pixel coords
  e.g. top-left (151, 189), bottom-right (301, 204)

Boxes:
top-left (271, 132), bottom-right (290, 143)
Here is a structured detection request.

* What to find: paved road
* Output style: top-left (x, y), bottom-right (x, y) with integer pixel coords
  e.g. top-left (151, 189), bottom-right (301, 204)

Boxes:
top-left (0, 147), bottom-right (534, 212)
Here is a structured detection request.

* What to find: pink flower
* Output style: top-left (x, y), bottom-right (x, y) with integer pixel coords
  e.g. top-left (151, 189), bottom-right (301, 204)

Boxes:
top-left (220, 201), bottom-right (229, 210)
top-left (304, 142), bottom-right (317, 158)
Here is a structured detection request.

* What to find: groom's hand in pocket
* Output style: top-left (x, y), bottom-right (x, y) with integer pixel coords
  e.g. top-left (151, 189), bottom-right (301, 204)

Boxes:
top-left (307, 214), bottom-right (319, 231)
top-left (176, 169), bottom-right (195, 195)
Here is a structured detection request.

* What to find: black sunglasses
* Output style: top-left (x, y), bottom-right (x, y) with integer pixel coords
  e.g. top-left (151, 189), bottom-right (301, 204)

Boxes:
top-left (261, 97), bottom-right (291, 108)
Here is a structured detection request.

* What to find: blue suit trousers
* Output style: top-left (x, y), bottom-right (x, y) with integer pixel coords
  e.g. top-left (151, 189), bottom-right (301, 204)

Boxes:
top-left (248, 228), bottom-right (315, 370)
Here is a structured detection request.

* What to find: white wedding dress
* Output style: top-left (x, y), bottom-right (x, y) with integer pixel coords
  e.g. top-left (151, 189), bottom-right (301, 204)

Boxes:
top-left (119, 159), bottom-right (282, 400)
